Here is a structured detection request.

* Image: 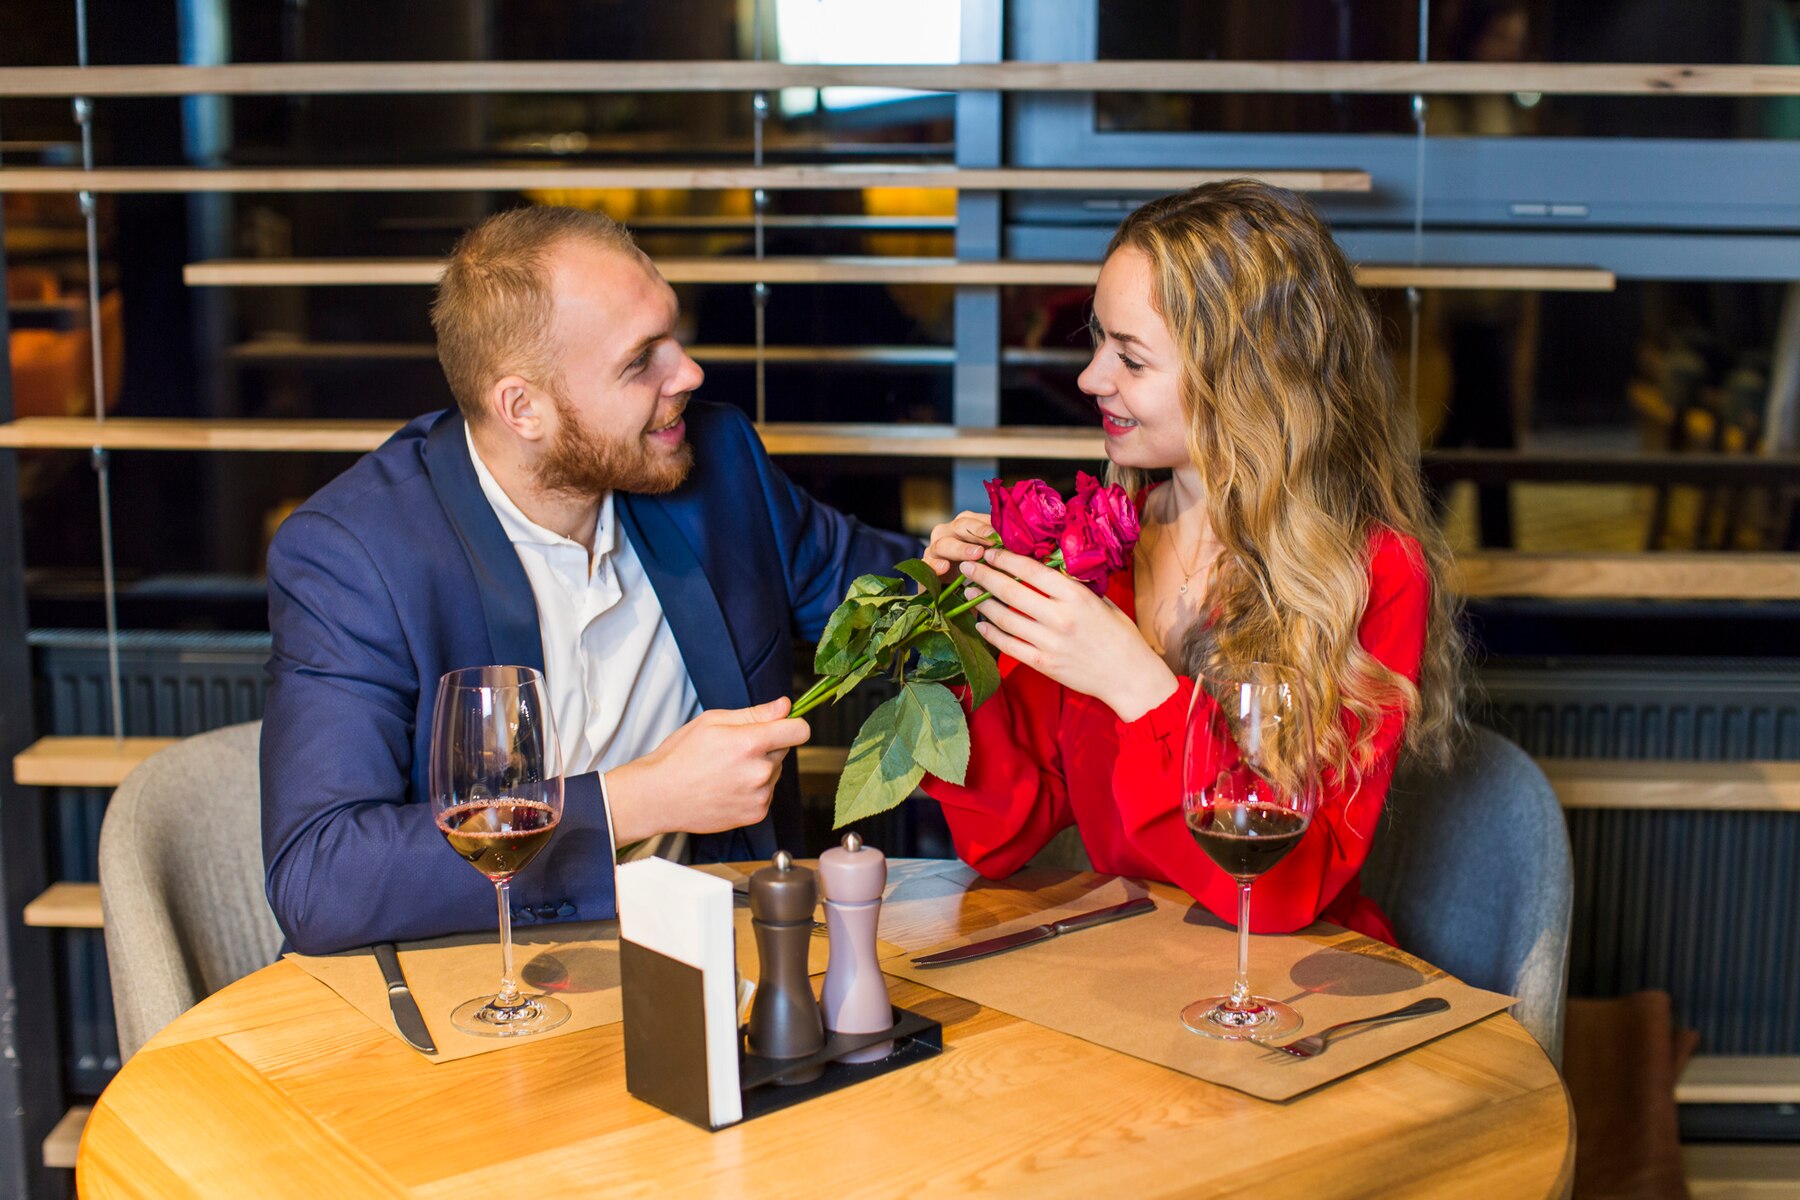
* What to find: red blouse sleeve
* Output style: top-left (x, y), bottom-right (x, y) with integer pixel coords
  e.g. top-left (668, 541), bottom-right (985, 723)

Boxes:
top-left (921, 660), bottom-right (1075, 879)
top-left (1111, 531), bottom-right (1431, 933)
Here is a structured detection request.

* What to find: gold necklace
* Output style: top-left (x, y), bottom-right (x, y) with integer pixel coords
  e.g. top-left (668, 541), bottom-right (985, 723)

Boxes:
top-left (1159, 489), bottom-right (1210, 595)
top-left (1175, 539), bottom-right (1208, 595)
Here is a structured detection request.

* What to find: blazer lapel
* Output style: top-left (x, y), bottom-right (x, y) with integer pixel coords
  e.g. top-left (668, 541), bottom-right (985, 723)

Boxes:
top-left (617, 492), bottom-right (751, 713)
top-left (423, 411), bottom-right (546, 675)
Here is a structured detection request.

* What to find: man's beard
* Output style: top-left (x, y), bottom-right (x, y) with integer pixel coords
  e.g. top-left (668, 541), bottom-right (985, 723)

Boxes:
top-left (536, 393), bottom-right (693, 498)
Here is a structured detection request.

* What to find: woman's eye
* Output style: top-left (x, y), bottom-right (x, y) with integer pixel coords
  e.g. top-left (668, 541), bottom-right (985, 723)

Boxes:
top-left (1117, 353), bottom-right (1144, 373)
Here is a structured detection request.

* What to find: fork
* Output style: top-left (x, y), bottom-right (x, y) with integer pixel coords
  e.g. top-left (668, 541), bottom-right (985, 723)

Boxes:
top-left (1270, 996), bottom-right (1450, 1058)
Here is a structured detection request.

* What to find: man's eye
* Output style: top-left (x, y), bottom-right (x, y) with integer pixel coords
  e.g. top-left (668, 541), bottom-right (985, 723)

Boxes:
top-left (629, 349), bottom-right (653, 372)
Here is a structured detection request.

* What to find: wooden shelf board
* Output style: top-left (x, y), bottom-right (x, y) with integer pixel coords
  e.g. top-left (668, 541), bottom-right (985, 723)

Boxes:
top-left (24, 882), bottom-right (102, 929)
top-left (224, 341), bottom-right (1087, 368)
top-left (1542, 760), bottom-right (1800, 811)
top-left (3, 61), bottom-right (1800, 98)
top-left (14, 735), bottom-right (178, 787)
top-left (0, 418), bottom-right (1108, 458)
top-left (1677, 1056), bottom-right (1800, 1104)
top-left (0, 418), bottom-right (403, 453)
top-left (764, 422), bottom-right (1104, 458)
top-left (13, 734), bottom-right (1798, 812)
top-left (43, 1105), bottom-right (89, 1170)
top-left (0, 165), bottom-right (1370, 194)
top-left (1684, 1144), bottom-right (1800, 1198)
top-left (796, 746), bottom-right (849, 778)
top-left (1354, 264), bottom-right (1615, 291)
top-left (182, 257), bottom-right (1614, 292)
top-left (1453, 552), bottom-right (1800, 601)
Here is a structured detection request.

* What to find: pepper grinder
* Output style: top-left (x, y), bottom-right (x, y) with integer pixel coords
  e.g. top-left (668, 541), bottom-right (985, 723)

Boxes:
top-left (819, 832), bottom-right (894, 1063)
top-left (745, 850), bottom-right (825, 1084)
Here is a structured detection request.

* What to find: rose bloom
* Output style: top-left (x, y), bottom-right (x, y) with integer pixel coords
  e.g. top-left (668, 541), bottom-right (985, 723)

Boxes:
top-left (1056, 504), bottom-right (1114, 594)
top-left (1055, 474), bottom-right (1140, 592)
top-left (985, 478), bottom-right (1068, 558)
top-left (1085, 481), bottom-right (1140, 575)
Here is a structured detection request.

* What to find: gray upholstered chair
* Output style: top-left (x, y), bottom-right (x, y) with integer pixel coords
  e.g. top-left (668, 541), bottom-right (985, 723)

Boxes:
top-left (1361, 725), bottom-right (1574, 1064)
top-left (98, 721), bottom-right (282, 1059)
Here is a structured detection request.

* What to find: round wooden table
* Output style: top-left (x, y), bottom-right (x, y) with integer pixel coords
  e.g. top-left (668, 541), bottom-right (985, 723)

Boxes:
top-left (78, 864), bottom-right (1574, 1198)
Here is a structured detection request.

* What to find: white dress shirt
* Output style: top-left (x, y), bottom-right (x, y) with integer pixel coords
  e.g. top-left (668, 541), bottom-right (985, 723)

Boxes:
top-left (467, 427), bottom-right (702, 861)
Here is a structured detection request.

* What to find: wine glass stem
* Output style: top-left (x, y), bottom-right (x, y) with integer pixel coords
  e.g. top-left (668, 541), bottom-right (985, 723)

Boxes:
top-left (493, 877), bottom-right (521, 1008)
top-left (1230, 878), bottom-right (1253, 1010)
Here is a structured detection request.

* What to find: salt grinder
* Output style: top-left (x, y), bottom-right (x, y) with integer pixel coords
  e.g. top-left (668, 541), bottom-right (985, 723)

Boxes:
top-left (745, 850), bottom-right (825, 1084)
top-left (819, 833), bottom-right (894, 1063)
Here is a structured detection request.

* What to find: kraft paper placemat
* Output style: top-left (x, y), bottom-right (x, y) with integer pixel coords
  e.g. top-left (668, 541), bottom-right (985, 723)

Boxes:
top-left (886, 894), bottom-right (1515, 1102)
top-left (879, 862), bottom-right (1150, 952)
top-left (288, 906), bottom-right (902, 1064)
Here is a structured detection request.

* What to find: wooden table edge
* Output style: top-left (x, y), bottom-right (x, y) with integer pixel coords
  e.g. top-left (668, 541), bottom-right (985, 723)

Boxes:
top-left (77, 870), bottom-right (1577, 1198)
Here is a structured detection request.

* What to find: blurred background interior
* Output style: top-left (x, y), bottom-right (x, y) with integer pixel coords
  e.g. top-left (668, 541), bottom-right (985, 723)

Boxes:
top-left (4, 1), bottom-right (1800, 1194)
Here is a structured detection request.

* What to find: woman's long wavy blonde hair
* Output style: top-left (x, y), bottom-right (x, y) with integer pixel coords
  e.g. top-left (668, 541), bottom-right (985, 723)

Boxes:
top-left (1105, 180), bottom-right (1465, 775)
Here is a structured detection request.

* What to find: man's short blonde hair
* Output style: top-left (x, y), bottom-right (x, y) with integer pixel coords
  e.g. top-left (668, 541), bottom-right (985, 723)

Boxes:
top-left (431, 205), bottom-right (642, 423)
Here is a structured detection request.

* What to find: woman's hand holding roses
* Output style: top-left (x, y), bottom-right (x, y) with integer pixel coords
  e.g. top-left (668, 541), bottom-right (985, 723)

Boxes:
top-left (958, 546), bottom-right (1179, 724)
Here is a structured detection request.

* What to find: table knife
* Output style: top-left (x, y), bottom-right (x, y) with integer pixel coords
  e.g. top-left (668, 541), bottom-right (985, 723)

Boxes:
top-left (910, 896), bottom-right (1156, 968)
top-left (373, 941), bottom-right (438, 1054)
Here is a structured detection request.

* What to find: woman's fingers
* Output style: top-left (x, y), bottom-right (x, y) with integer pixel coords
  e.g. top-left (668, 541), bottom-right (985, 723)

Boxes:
top-left (973, 618), bottom-right (1041, 668)
top-left (925, 512), bottom-right (998, 575)
top-left (963, 586), bottom-right (1034, 637)
top-left (961, 546), bottom-right (1086, 608)
top-left (957, 513), bottom-right (996, 541)
top-left (983, 545), bottom-right (1086, 597)
top-left (958, 558), bottom-right (1056, 620)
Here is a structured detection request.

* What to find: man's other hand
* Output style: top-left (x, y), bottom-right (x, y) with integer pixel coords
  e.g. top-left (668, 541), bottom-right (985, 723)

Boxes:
top-left (603, 697), bottom-right (811, 844)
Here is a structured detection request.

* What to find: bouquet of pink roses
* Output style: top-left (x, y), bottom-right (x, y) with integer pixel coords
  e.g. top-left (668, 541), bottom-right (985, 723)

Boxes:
top-left (795, 472), bottom-right (1140, 826)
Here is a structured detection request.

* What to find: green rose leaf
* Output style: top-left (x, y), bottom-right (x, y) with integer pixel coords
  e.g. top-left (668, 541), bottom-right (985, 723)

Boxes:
top-left (848, 574), bottom-right (905, 599)
top-left (830, 645), bottom-right (889, 700)
top-left (944, 604), bottom-right (1000, 708)
top-left (901, 681), bottom-right (970, 783)
top-left (815, 598), bottom-right (881, 676)
top-left (834, 681), bottom-right (970, 827)
top-left (892, 558), bottom-right (943, 600)
top-left (876, 601), bottom-right (929, 650)
top-left (909, 630), bottom-right (961, 681)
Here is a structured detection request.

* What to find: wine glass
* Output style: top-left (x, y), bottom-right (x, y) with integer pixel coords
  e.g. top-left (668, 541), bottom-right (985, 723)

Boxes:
top-left (1179, 662), bottom-right (1318, 1042)
top-left (429, 665), bottom-right (571, 1037)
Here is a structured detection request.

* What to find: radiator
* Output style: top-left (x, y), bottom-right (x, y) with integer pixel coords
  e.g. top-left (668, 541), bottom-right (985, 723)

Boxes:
top-left (1477, 657), bottom-right (1800, 1055)
top-left (31, 630), bottom-right (273, 1095)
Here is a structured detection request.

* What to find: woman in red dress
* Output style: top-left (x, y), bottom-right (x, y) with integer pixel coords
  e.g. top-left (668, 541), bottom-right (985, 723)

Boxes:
top-left (921, 181), bottom-right (1465, 946)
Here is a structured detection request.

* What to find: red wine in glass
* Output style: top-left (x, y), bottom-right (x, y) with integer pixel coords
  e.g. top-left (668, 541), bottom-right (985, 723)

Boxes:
top-left (1179, 665), bottom-right (1318, 1043)
top-left (1186, 804), bottom-right (1307, 878)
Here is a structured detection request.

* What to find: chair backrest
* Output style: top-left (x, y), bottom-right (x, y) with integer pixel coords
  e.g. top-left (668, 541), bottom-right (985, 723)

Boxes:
top-left (98, 721), bottom-right (281, 1059)
top-left (1360, 725), bottom-right (1574, 1063)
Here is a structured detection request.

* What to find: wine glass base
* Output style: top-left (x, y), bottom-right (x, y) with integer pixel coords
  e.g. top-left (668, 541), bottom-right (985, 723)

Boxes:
top-left (451, 993), bottom-right (571, 1038)
top-left (1180, 995), bottom-right (1302, 1042)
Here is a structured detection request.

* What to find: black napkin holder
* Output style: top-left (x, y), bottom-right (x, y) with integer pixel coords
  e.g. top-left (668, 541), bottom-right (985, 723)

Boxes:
top-left (621, 939), bottom-right (942, 1132)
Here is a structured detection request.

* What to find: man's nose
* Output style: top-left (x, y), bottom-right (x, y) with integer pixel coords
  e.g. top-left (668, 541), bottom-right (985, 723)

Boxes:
top-left (672, 349), bottom-right (704, 395)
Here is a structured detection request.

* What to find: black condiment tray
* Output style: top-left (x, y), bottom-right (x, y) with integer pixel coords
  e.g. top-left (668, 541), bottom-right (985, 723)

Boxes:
top-left (730, 1006), bottom-right (943, 1127)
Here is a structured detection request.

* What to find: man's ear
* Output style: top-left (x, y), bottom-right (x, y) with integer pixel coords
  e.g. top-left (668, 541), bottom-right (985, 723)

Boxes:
top-left (488, 375), bottom-right (549, 443)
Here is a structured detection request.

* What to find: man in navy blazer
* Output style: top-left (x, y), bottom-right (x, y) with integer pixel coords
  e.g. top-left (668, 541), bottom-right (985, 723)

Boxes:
top-left (262, 207), bottom-right (917, 955)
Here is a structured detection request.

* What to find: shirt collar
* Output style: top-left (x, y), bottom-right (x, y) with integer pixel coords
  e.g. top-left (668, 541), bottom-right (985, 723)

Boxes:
top-left (465, 422), bottom-right (615, 560)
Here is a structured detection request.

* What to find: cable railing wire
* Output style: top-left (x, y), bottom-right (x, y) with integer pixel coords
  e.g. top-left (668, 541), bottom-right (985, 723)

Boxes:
top-left (74, 0), bottom-right (126, 746)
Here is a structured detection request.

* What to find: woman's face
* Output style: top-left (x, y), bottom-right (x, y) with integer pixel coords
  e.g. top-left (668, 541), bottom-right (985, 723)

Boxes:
top-left (1079, 247), bottom-right (1190, 472)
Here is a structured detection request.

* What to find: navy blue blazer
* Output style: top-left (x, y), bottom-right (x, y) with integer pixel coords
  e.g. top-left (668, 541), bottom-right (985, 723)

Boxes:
top-left (262, 402), bottom-right (918, 954)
